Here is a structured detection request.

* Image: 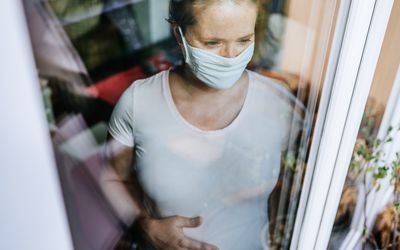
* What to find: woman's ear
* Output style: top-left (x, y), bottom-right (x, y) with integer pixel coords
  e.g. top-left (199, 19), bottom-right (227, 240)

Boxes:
top-left (172, 24), bottom-right (188, 63)
top-left (172, 24), bottom-right (184, 46)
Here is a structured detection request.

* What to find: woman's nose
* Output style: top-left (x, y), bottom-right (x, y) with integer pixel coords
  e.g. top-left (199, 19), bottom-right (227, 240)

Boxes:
top-left (219, 45), bottom-right (240, 58)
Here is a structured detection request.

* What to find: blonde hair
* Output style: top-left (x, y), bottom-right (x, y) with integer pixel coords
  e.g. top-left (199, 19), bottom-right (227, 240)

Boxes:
top-left (167, 0), bottom-right (268, 59)
top-left (167, 0), bottom-right (263, 33)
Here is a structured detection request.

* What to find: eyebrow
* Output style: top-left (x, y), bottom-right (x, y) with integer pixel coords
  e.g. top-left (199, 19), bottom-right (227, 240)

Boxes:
top-left (238, 33), bottom-right (255, 39)
top-left (201, 33), bottom-right (254, 41)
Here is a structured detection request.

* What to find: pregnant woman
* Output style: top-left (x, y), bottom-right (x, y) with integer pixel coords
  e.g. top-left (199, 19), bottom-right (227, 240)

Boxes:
top-left (101, 0), bottom-right (305, 249)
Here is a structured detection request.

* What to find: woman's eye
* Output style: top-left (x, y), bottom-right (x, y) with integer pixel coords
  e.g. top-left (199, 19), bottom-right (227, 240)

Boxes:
top-left (205, 41), bottom-right (220, 46)
top-left (239, 39), bottom-right (251, 44)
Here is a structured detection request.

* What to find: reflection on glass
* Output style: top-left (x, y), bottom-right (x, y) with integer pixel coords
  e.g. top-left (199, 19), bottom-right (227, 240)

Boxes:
top-left (329, 2), bottom-right (400, 249)
top-left (23, 0), bottom-right (338, 249)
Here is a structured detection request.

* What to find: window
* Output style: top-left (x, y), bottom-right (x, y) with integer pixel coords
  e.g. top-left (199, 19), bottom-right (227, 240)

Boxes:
top-left (6, 0), bottom-right (361, 249)
top-left (329, 1), bottom-right (400, 248)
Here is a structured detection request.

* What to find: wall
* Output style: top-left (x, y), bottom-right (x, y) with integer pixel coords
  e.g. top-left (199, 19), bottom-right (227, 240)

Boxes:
top-left (368, 0), bottom-right (400, 107)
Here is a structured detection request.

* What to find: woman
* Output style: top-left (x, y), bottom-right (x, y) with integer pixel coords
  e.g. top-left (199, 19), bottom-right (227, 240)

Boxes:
top-left (102, 0), bottom-right (305, 249)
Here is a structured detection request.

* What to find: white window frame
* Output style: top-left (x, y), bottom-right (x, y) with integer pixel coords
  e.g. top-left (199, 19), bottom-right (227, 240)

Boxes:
top-left (293, 0), bottom-right (395, 249)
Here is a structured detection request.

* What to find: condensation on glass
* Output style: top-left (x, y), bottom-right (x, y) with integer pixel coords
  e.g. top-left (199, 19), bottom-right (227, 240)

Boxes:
top-left (329, 2), bottom-right (400, 249)
top-left (23, 0), bottom-right (339, 249)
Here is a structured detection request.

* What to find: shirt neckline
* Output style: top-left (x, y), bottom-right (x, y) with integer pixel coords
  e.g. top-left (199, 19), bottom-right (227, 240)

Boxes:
top-left (163, 69), bottom-right (253, 135)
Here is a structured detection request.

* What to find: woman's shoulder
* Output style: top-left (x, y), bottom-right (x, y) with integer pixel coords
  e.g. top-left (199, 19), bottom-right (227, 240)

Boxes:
top-left (114, 70), bottom-right (168, 105)
top-left (248, 70), bottom-right (293, 98)
top-left (129, 69), bottom-right (168, 91)
top-left (114, 69), bottom-right (168, 107)
top-left (247, 70), bottom-right (309, 124)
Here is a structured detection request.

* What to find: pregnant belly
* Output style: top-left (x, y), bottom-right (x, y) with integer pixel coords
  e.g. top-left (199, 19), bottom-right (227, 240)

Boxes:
top-left (181, 199), bottom-right (268, 250)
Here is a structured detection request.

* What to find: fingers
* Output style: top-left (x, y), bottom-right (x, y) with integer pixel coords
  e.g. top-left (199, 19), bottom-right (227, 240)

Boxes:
top-left (177, 236), bottom-right (219, 250)
top-left (174, 216), bottom-right (202, 228)
top-left (161, 216), bottom-right (219, 250)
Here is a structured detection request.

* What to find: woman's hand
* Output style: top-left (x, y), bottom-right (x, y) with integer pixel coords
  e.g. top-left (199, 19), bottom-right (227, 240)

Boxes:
top-left (137, 215), bottom-right (219, 250)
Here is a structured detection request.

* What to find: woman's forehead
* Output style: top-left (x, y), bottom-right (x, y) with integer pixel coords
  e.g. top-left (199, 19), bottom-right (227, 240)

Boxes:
top-left (190, 1), bottom-right (257, 39)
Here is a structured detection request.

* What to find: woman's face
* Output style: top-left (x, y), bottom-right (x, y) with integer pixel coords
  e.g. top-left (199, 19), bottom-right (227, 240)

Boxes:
top-left (183, 1), bottom-right (258, 58)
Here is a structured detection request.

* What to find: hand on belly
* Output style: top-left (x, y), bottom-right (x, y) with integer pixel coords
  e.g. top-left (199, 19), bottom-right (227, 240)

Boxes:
top-left (137, 215), bottom-right (219, 250)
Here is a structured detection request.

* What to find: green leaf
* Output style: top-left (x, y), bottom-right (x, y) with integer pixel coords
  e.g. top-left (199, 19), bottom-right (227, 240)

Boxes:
top-left (357, 145), bottom-right (369, 158)
top-left (374, 138), bottom-right (382, 147)
top-left (373, 166), bottom-right (389, 179)
top-left (395, 202), bottom-right (400, 212)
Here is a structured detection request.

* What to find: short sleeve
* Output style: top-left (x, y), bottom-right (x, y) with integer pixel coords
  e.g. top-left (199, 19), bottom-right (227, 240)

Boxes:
top-left (108, 85), bottom-right (135, 147)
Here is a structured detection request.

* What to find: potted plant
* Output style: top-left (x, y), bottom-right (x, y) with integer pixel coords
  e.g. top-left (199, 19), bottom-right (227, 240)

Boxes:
top-left (333, 103), bottom-right (400, 249)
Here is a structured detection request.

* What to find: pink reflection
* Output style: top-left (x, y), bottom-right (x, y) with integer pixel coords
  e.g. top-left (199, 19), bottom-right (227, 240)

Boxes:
top-left (52, 114), bottom-right (124, 249)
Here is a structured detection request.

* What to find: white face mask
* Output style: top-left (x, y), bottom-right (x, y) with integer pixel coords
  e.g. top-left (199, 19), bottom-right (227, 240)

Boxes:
top-left (178, 27), bottom-right (255, 90)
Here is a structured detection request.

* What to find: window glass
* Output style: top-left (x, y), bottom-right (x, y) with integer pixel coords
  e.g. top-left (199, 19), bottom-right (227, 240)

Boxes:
top-left (23, 0), bottom-right (340, 249)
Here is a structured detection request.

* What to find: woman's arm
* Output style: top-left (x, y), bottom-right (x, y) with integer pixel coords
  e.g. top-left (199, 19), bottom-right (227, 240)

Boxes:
top-left (100, 134), bottom-right (145, 226)
top-left (100, 134), bottom-right (219, 250)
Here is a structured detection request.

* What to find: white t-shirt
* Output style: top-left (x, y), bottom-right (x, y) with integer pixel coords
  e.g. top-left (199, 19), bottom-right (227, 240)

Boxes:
top-left (108, 69), bottom-right (306, 250)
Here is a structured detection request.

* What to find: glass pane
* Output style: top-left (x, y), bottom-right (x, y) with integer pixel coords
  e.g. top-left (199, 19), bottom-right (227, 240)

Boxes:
top-left (23, 0), bottom-right (340, 249)
top-left (329, 2), bottom-right (400, 249)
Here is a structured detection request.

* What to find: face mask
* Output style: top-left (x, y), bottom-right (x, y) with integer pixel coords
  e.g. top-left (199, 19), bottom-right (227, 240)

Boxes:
top-left (178, 27), bottom-right (255, 90)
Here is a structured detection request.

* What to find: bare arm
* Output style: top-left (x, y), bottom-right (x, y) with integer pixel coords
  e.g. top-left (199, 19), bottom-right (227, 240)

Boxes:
top-left (100, 134), bottom-right (146, 226)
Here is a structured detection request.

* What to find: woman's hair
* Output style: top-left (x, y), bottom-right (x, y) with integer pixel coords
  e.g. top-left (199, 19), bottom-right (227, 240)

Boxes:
top-left (167, 0), bottom-right (269, 61)
top-left (167, 0), bottom-right (263, 34)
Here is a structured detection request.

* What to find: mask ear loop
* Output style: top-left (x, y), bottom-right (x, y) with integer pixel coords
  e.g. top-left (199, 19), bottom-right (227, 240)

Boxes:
top-left (177, 26), bottom-right (191, 64)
